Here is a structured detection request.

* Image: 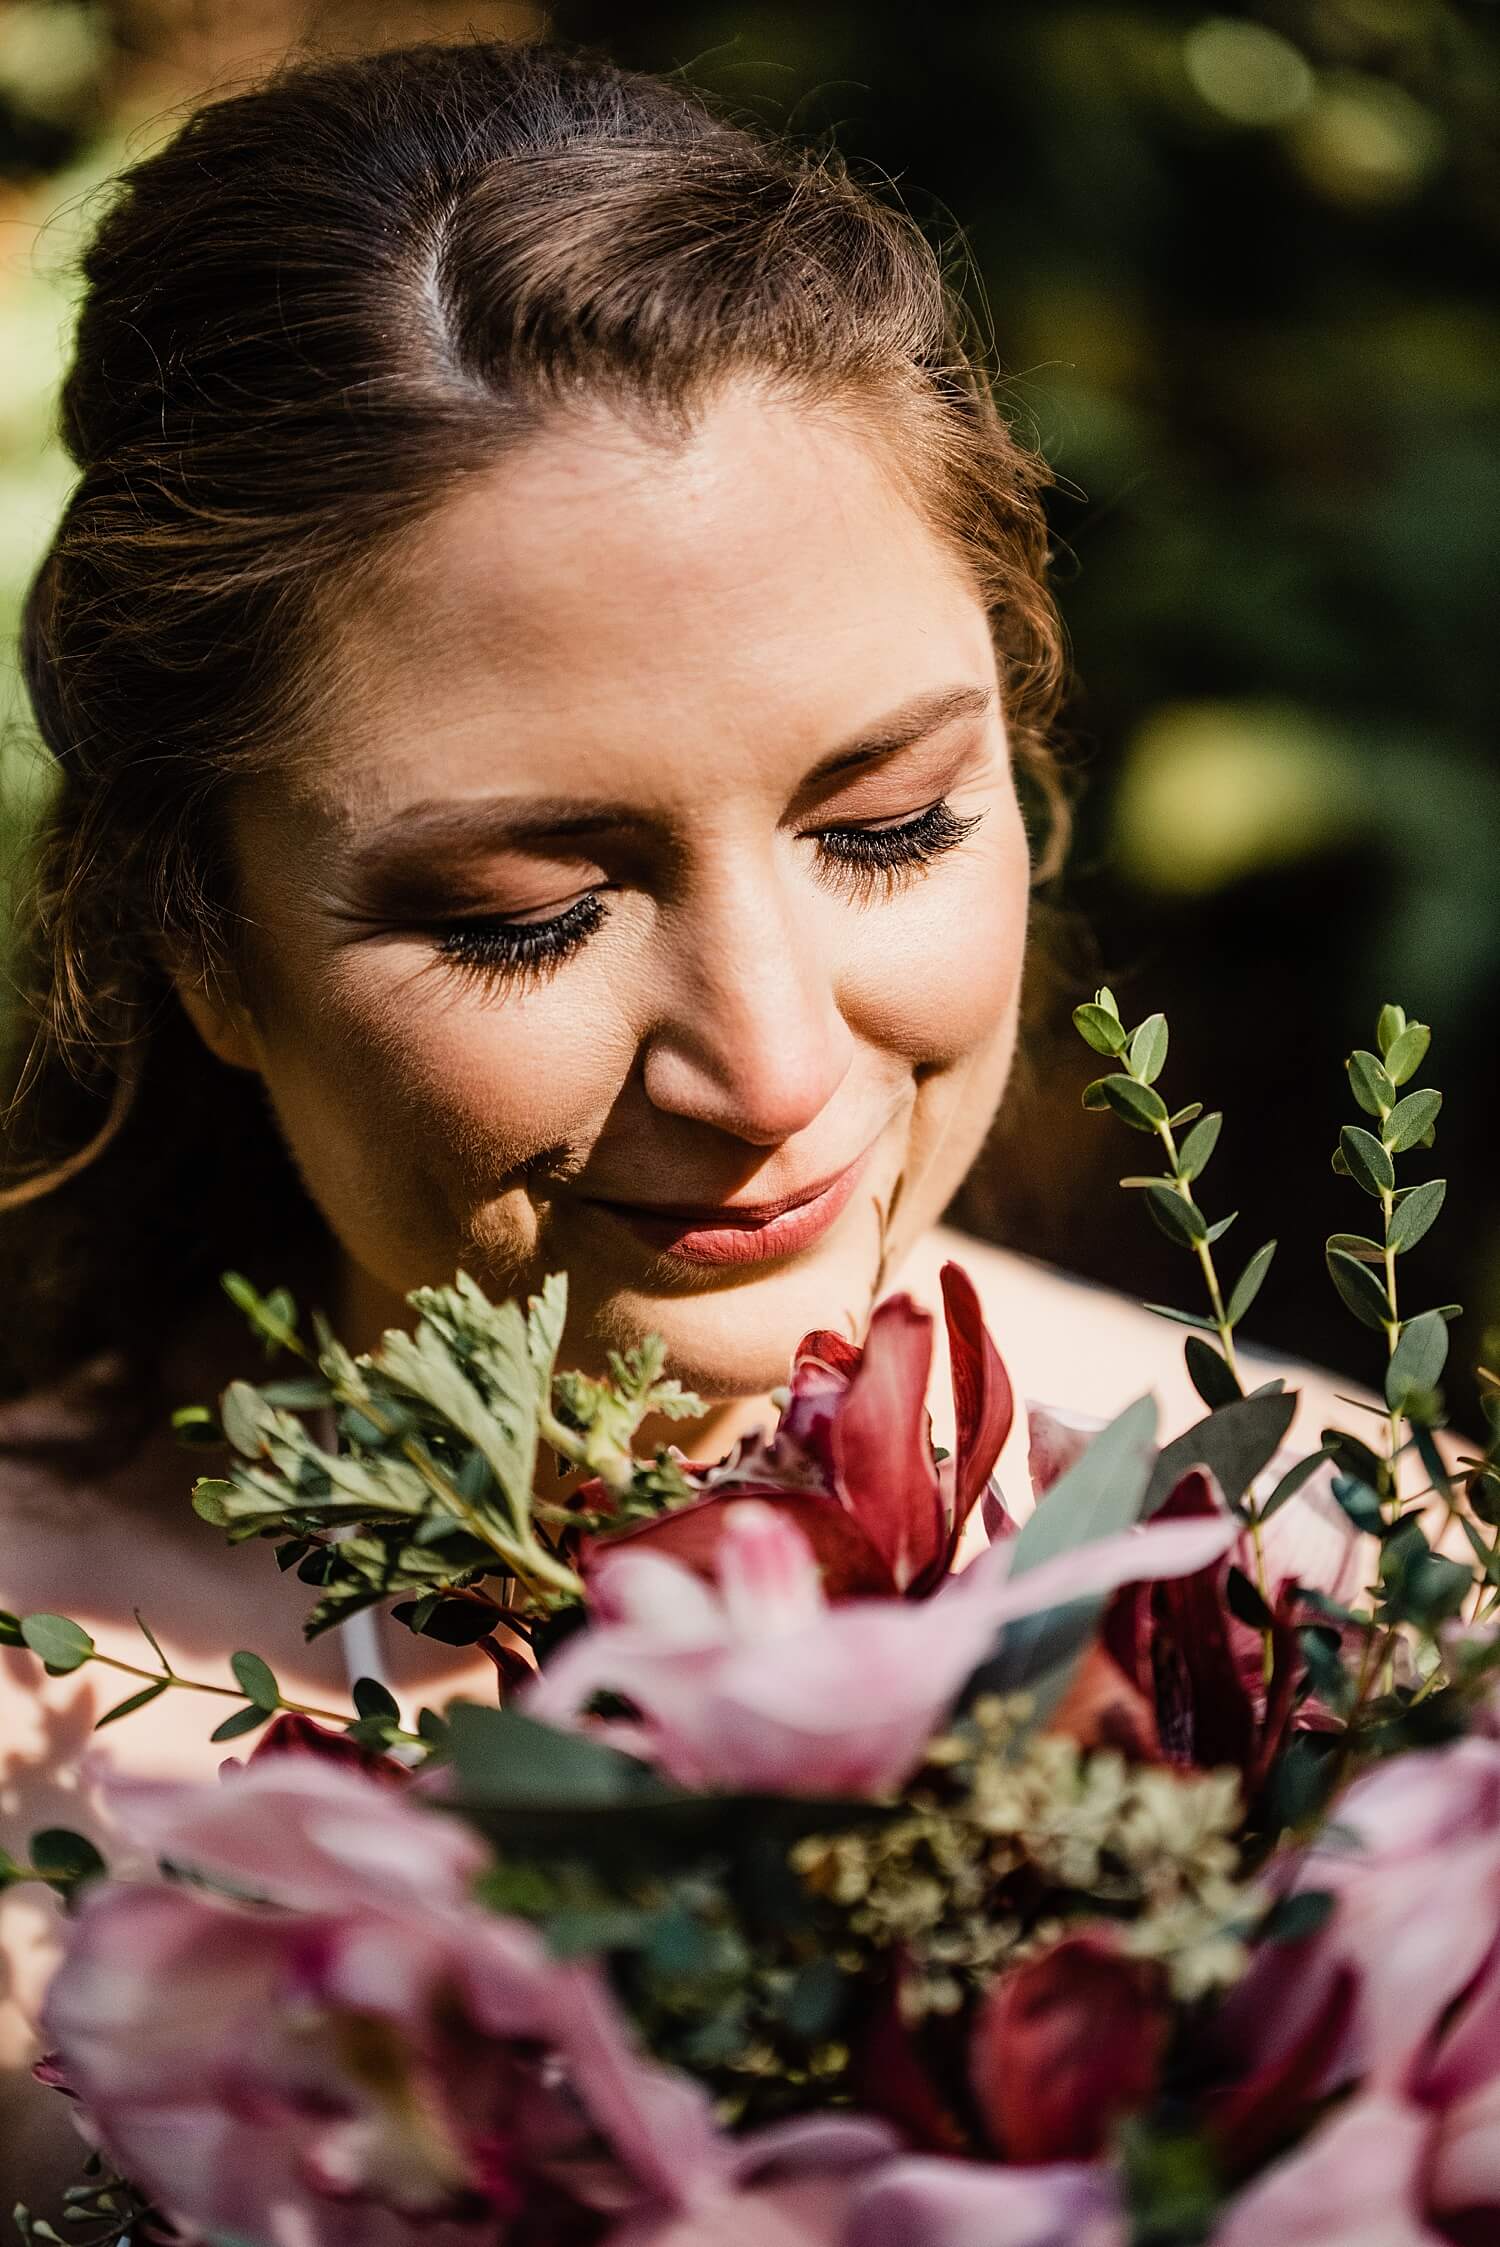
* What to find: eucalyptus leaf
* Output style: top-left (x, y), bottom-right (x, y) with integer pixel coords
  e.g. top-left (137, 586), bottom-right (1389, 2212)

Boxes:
top-left (1384, 1020), bottom-right (1431, 1086)
top-left (1326, 1247), bottom-right (1393, 1330)
top-left (1073, 1002), bottom-right (1128, 1056)
top-left (353, 1676), bottom-right (401, 1722)
top-left (1375, 1003), bottom-right (1407, 1059)
top-left (1339, 1126), bottom-right (1395, 1197)
top-left (1185, 1337), bottom-right (1241, 1410)
top-left (1254, 1445), bottom-right (1335, 1527)
top-left (209, 1704), bottom-right (274, 1744)
top-left (1203, 1211), bottom-right (1239, 1245)
top-left (964, 1396), bottom-right (1159, 1710)
top-left (1388, 1178), bottom-right (1446, 1255)
top-left (230, 1651), bottom-right (280, 1711)
top-left (1346, 1050), bottom-right (1395, 1118)
top-left (1145, 1182), bottom-right (1207, 1246)
top-left (1326, 1232), bottom-right (1385, 1265)
top-left (20, 1615), bottom-right (95, 1674)
top-left (1226, 1240), bottom-right (1277, 1327)
top-left (1168, 1103), bottom-right (1204, 1128)
top-left (1385, 1089), bottom-right (1442, 1154)
top-left (95, 1680), bottom-right (170, 1730)
top-left (1143, 1390), bottom-right (1296, 1518)
top-left (1177, 1111), bottom-right (1223, 1182)
top-left (1098, 1076), bottom-right (1169, 1132)
top-left (1143, 1304), bottom-right (1220, 1331)
top-left (1386, 1310), bottom-right (1449, 1414)
top-left (1128, 1012), bottom-right (1169, 1084)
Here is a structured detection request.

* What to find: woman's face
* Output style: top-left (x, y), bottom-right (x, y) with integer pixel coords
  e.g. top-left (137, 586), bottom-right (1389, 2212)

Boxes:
top-left (195, 383), bottom-right (1032, 1399)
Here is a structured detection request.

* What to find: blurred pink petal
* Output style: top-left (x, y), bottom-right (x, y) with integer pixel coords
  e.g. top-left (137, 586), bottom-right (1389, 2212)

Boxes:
top-left (44, 1757), bottom-right (728, 2247)
top-left (605, 2117), bottom-right (897, 2247)
top-left (526, 1500), bottom-right (1237, 1797)
top-left (1209, 2094), bottom-right (1442, 2247)
top-left (845, 2156), bottom-right (1125, 2247)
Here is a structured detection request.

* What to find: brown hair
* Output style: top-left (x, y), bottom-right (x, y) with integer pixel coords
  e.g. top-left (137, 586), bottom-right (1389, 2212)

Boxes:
top-left (0, 34), bottom-right (1071, 1412)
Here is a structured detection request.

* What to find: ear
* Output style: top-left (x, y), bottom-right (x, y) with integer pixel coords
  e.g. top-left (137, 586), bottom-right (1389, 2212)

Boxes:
top-left (157, 942), bottom-right (264, 1075)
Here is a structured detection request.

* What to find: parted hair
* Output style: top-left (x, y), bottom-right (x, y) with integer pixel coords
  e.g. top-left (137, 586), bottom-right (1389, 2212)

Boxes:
top-left (0, 34), bottom-right (1070, 1409)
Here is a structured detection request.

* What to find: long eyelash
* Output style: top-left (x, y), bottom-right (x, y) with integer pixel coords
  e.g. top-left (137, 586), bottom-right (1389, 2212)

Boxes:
top-left (422, 800), bottom-right (978, 985)
top-left (815, 798), bottom-right (982, 896)
top-left (427, 891), bottom-right (607, 987)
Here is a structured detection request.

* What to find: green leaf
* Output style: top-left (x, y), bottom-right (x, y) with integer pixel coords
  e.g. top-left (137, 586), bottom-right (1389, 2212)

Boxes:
top-left (133, 1611), bottom-right (171, 1671)
top-left (1145, 1183), bottom-right (1207, 1246)
top-left (209, 1703), bottom-right (274, 1744)
top-left (1142, 1303), bottom-right (1220, 1331)
top-left (230, 1651), bottom-right (281, 1710)
top-left (1384, 1020), bottom-right (1431, 1086)
top-left (1254, 1445), bottom-right (1335, 1527)
top-left (1096, 985), bottom-right (1120, 1017)
top-left (1339, 1126), bottom-right (1395, 1197)
top-left (1385, 1088), bottom-right (1442, 1154)
top-left (1388, 1178), bottom-right (1446, 1255)
top-left (1225, 1565), bottom-right (1273, 1631)
top-left (20, 1615), bottom-right (95, 1674)
top-left (1082, 1076), bottom-right (1112, 1111)
top-left (1260, 1890), bottom-right (1336, 1944)
top-left (1375, 1003), bottom-right (1407, 1059)
top-left (446, 1702), bottom-right (681, 1811)
top-left (1326, 1231), bottom-right (1385, 1265)
top-left (1167, 1103), bottom-right (1203, 1128)
top-left (352, 1676), bottom-right (400, 1722)
top-left (1143, 1389), bottom-right (1296, 1518)
top-left (170, 1405), bottom-right (225, 1449)
top-left (1073, 1002), bottom-right (1128, 1056)
top-left (1185, 1337), bottom-right (1241, 1410)
top-left (1202, 1211), bottom-right (1239, 1245)
top-left (1346, 1050), bottom-right (1395, 1117)
top-left (1099, 1075), bottom-right (1169, 1132)
top-left (1176, 1111), bottom-right (1222, 1182)
top-left (1128, 1012), bottom-right (1169, 1084)
top-left (94, 1680), bottom-right (170, 1730)
top-left (29, 1829), bottom-right (106, 1892)
top-left (0, 1611), bottom-right (24, 1648)
top-left (1330, 1473), bottom-right (1386, 1537)
top-left (1386, 1310), bottom-right (1449, 1415)
top-left (1226, 1240), bottom-right (1277, 1327)
top-left (1326, 1247), bottom-right (1393, 1330)
top-left (965, 1396), bottom-right (1159, 1710)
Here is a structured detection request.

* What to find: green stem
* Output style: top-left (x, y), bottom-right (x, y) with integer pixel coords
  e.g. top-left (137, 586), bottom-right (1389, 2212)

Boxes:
top-left (91, 1649), bottom-right (363, 1728)
top-left (1379, 1181), bottom-right (1404, 1512)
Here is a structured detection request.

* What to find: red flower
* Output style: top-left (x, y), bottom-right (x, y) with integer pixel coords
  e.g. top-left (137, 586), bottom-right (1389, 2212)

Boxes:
top-left (968, 1929), bottom-right (1170, 2165)
top-left (582, 1262), bottom-right (1013, 1601)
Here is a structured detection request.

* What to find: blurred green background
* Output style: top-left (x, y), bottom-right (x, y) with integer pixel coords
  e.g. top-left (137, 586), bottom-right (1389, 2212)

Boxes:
top-left (1, 0), bottom-right (1496, 1421)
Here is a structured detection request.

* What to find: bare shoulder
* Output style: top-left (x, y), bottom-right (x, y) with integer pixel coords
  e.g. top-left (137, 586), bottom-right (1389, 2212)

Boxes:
top-left (893, 1224), bottom-right (1369, 1464)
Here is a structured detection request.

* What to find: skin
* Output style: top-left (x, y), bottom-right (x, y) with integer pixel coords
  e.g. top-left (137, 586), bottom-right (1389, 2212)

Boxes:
top-left (178, 379), bottom-right (1032, 1451)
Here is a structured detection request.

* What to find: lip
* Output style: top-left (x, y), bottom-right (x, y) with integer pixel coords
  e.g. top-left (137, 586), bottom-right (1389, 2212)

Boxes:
top-left (588, 1142), bottom-right (879, 1269)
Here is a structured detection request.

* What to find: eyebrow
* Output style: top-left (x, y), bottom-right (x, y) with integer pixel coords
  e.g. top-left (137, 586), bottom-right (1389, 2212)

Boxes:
top-left (345, 681), bottom-right (996, 873)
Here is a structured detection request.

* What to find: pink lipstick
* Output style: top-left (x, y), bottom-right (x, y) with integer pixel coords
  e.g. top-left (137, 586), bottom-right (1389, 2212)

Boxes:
top-left (591, 1144), bottom-right (876, 1268)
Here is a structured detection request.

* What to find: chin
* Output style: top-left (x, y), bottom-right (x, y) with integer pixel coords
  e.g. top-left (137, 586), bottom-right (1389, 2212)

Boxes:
top-left (585, 1253), bottom-right (875, 1402)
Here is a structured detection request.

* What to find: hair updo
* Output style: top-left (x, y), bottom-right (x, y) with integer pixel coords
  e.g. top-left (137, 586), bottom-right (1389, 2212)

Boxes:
top-left (0, 34), bottom-right (1069, 1410)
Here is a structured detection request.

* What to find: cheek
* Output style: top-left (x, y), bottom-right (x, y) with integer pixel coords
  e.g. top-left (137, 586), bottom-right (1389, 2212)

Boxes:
top-left (840, 799), bottom-right (1030, 1069)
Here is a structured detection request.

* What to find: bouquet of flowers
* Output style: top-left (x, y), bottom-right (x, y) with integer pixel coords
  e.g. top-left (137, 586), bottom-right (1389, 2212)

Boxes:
top-left (7, 994), bottom-right (1500, 2247)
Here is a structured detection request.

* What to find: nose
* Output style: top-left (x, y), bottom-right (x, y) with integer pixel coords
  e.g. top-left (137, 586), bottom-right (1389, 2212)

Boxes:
top-left (640, 867), bottom-right (855, 1145)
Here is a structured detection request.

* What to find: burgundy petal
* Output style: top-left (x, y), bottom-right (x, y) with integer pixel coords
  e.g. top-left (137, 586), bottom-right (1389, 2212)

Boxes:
top-left (829, 1295), bottom-right (945, 1594)
top-left (938, 1260), bottom-right (1015, 1542)
top-left (580, 1488), bottom-right (899, 1599)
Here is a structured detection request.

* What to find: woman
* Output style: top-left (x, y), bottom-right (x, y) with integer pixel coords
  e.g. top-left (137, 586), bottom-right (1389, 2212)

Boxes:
top-left (0, 35), bottom-right (1358, 2200)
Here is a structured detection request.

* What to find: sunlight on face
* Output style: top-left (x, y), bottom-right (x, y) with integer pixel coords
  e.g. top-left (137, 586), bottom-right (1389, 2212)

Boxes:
top-left (218, 382), bottom-right (1032, 1400)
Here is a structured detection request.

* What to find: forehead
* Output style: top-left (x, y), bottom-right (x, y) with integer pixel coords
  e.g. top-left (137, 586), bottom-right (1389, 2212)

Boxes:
top-left (307, 381), bottom-right (993, 819)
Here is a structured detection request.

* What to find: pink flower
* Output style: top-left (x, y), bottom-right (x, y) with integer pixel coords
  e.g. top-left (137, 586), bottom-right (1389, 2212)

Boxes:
top-left (602, 2116), bottom-right (899, 2247)
top-left (843, 2157), bottom-right (1126, 2247)
top-left (582, 1262), bottom-right (1013, 1599)
top-left (41, 1758), bottom-right (729, 2247)
top-left (525, 1498), bottom-right (1239, 1798)
top-left (1206, 1736), bottom-right (1500, 2244)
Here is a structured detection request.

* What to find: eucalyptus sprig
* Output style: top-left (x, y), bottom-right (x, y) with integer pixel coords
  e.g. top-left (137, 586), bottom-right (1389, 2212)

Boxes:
top-left (1326, 1004), bottom-right (1458, 1509)
top-left (1073, 987), bottom-right (1277, 1414)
